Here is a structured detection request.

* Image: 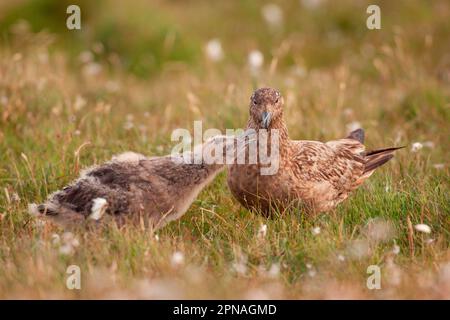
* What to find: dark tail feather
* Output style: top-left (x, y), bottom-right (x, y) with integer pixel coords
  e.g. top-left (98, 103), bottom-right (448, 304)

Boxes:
top-left (363, 146), bottom-right (405, 173)
top-left (347, 128), bottom-right (365, 143)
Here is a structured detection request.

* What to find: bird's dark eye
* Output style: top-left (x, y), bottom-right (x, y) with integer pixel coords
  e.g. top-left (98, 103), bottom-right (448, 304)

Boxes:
top-left (252, 100), bottom-right (257, 106)
top-left (275, 98), bottom-right (279, 103)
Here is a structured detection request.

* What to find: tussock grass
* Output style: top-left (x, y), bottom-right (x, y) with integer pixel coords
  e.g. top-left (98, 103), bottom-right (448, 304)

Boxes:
top-left (0, 0), bottom-right (449, 299)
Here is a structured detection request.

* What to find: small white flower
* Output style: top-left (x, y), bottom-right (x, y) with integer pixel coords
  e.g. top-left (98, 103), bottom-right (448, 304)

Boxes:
top-left (123, 121), bottom-right (134, 130)
top-left (92, 42), bottom-right (104, 54)
top-left (82, 62), bottom-right (102, 77)
top-left (232, 261), bottom-right (247, 275)
top-left (62, 232), bottom-right (79, 247)
top-left (301, 0), bottom-right (324, 9)
top-left (248, 50), bottom-right (264, 72)
top-left (433, 163), bottom-right (445, 169)
top-left (411, 142), bottom-right (423, 153)
top-left (205, 39), bottom-right (224, 62)
top-left (89, 198), bottom-right (108, 221)
top-left (392, 244), bottom-right (400, 255)
top-left (79, 51), bottom-right (94, 63)
top-left (337, 254), bottom-right (345, 262)
top-left (11, 192), bottom-right (20, 202)
top-left (267, 263), bottom-right (280, 278)
top-left (171, 251), bottom-right (184, 267)
top-left (261, 4), bottom-right (284, 28)
top-left (71, 238), bottom-right (80, 247)
top-left (258, 224), bottom-right (267, 239)
top-left (59, 244), bottom-right (74, 256)
top-left (346, 121), bottom-right (361, 132)
top-left (414, 224), bottom-right (431, 234)
top-left (311, 226), bottom-right (321, 235)
top-left (343, 108), bottom-right (353, 117)
top-left (305, 263), bottom-right (313, 269)
top-left (154, 234), bottom-right (160, 242)
top-left (51, 233), bottom-right (60, 246)
top-left (73, 95), bottom-right (86, 111)
top-left (385, 183), bottom-right (392, 193)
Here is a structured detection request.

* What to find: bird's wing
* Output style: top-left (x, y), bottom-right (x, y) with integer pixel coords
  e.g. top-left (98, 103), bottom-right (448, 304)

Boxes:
top-left (289, 139), bottom-right (366, 199)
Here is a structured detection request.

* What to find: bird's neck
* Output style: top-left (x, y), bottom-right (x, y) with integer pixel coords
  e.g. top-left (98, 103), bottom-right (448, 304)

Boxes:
top-left (246, 118), bottom-right (290, 158)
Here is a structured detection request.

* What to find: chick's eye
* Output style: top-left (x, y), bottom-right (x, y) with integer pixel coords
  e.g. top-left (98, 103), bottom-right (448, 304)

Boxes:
top-left (252, 100), bottom-right (257, 106)
top-left (275, 98), bottom-right (279, 103)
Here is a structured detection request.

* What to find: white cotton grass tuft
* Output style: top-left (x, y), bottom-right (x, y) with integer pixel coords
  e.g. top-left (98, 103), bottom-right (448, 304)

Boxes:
top-left (267, 263), bottom-right (280, 278)
top-left (58, 232), bottom-right (80, 256)
top-left (59, 244), bottom-right (74, 256)
top-left (257, 224), bottom-right (268, 239)
top-left (28, 203), bottom-right (40, 217)
top-left (414, 224), bottom-right (431, 234)
top-left (62, 232), bottom-right (80, 247)
top-left (51, 233), bottom-right (61, 246)
top-left (311, 226), bottom-right (321, 235)
top-left (82, 62), bottom-right (102, 77)
top-left (261, 4), bottom-right (284, 29)
top-left (171, 251), bottom-right (185, 267)
top-left (205, 39), bottom-right (224, 62)
top-left (89, 198), bottom-right (108, 221)
top-left (305, 263), bottom-right (317, 277)
top-left (78, 50), bottom-right (94, 64)
top-left (411, 142), bottom-right (423, 153)
top-left (248, 50), bottom-right (264, 73)
top-left (73, 95), bottom-right (86, 111)
top-left (232, 254), bottom-right (248, 276)
top-left (392, 243), bottom-right (401, 255)
top-left (301, 0), bottom-right (324, 9)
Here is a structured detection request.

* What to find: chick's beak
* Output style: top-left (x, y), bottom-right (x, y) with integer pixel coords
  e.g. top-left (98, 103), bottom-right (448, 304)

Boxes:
top-left (261, 111), bottom-right (272, 129)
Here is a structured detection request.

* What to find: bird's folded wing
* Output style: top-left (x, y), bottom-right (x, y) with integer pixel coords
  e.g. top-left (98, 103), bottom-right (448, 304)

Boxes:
top-left (290, 139), bottom-right (366, 193)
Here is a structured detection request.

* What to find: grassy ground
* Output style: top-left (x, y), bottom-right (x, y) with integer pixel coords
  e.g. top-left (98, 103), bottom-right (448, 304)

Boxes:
top-left (0, 0), bottom-right (449, 299)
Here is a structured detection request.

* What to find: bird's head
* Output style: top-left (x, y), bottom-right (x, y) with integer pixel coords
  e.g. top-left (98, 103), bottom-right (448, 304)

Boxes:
top-left (249, 87), bottom-right (284, 129)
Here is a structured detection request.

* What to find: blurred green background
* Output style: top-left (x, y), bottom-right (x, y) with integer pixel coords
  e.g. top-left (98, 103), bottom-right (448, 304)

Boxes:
top-left (1, 0), bottom-right (449, 78)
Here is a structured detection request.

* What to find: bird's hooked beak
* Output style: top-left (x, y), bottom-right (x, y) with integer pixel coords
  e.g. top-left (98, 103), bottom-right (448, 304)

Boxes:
top-left (261, 111), bottom-right (272, 129)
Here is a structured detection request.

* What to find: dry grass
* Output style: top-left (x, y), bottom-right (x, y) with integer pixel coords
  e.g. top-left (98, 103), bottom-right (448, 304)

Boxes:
top-left (0, 0), bottom-right (449, 299)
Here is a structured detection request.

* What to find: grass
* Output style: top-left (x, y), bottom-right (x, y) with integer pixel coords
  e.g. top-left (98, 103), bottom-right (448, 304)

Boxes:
top-left (0, 0), bottom-right (449, 299)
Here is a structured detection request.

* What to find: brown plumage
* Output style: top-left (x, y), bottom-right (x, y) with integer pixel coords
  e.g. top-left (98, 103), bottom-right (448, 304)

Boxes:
top-left (30, 135), bottom-right (244, 229)
top-left (227, 87), bottom-right (403, 215)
